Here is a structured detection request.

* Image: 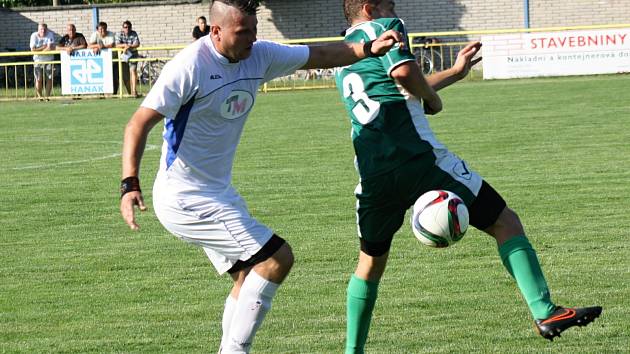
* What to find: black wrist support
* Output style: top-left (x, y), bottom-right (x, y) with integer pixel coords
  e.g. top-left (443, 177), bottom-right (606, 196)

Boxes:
top-left (363, 40), bottom-right (381, 57)
top-left (120, 176), bottom-right (141, 198)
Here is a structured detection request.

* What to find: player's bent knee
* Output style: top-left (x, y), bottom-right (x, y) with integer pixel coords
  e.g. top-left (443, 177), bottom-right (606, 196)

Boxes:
top-left (227, 234), bottom-right (288, 275)
top-left (485, 207), bottom-right (525, 241)
top-left (498, 207), bottom-right (524, 233)
top-left (269, 242), bottom-right (294, 272)
top-left (356, 251), bottom-right (389, 281)
top-left (252, 236), bottom-right (293, 283)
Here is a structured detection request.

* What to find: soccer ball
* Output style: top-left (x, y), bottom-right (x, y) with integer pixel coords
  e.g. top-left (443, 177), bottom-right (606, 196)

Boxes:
top-left (411, 190), bottom-right (469, 248)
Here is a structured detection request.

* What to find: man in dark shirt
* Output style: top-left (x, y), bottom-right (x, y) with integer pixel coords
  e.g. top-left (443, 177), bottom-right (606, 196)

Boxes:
top-left (116, 20), bottom-right (141, 97)
top-left (58, 23), bottom-right (87, 54)
top-left (192, 16), bottom-right (210, 40)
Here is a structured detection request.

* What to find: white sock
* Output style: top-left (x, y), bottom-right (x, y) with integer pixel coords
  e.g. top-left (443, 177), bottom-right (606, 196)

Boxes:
top-left (222, 271), bottom-right (279, 354)
top-left (220, 295), bottom-right (237, 352)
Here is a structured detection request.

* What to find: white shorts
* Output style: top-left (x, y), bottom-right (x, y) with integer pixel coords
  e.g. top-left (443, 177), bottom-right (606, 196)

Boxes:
top-left (153, 182), bottom-right (273, 275)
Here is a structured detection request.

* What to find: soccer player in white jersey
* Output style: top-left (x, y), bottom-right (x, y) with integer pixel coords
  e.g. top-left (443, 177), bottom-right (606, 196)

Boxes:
top-left (119, 0), bottom-right (401, 352)
top-left (338, 1), bottom-right (602, 352)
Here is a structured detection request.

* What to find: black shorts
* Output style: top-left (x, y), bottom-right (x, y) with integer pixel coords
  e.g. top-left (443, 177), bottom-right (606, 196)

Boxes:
top-left (357, 153), bottom-right (506, 256)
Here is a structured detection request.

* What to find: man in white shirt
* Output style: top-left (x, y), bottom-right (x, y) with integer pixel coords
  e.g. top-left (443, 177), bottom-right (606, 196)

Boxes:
top-left (89, 21), bottom-right (119, 94)
top-left (120, 0), bottom-right (400, 352)
top-left (29, 23), bottom-right (55, 99)
top-left (88, 21), bottom-right (116, 54)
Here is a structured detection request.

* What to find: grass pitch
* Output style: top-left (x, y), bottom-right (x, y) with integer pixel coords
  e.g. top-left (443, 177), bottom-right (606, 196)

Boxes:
top-left (1, 75), bottom-right (629, 353)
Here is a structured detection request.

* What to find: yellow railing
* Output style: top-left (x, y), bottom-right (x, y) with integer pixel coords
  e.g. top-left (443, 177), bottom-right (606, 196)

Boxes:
top-left (0, 46), bottom-right (183, 100)
top-left (2, 23), bottom-right (629, 100)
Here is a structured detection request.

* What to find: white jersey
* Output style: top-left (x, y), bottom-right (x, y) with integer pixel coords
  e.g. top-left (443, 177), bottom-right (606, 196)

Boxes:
top-left (142, 37), bottom-right (309, 198)
top-left (29, 31), bottom-right (55, 62)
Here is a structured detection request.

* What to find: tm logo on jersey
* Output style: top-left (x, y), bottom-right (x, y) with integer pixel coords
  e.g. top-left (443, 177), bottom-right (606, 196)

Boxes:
top-left (220, 90), bottom-right (254, 120)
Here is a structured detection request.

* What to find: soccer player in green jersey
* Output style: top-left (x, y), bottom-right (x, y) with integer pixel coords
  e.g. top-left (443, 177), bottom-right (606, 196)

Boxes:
top-left (336, 1), bottom-right (602, 352)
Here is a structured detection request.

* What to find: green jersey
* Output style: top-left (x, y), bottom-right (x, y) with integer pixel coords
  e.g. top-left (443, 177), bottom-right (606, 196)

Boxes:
top-left (335, 18), bottom-right (435, 180)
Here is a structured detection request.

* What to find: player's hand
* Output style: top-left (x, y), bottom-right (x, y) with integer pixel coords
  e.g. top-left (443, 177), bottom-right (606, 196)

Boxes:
top-left (371, 29), bottom-right (404, 55)
top-left (120, 191), bottom-right (147, 231)
top-left (452, 41), bottom-right (482, 79)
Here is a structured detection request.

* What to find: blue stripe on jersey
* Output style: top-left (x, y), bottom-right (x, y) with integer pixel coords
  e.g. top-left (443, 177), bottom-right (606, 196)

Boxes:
top-left (164, 95), bottom-right (195, 169)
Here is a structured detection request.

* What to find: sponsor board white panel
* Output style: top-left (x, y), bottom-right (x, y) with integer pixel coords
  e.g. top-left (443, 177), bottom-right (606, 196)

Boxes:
top-left (482, 29), bottom-right (630, 79)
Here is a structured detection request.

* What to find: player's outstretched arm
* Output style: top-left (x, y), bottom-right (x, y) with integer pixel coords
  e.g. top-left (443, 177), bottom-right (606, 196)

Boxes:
top-left (391, 61), bottom-right (443, 115)
top-left (426, 41), bottom-right (482, 91)
top-left (301, 29), bottom-right (402, 69)
top-left (120, 107), bottom-right (163, 230)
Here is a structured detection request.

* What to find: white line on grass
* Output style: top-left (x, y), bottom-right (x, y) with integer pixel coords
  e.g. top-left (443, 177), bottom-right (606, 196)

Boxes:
top-left (11, 143), bottom-right (159, 171)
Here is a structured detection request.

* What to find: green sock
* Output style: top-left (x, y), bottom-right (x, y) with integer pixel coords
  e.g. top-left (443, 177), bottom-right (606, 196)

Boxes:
top-left (346, 274), bottom-right (379, 354)
top-left (498, 235), bottom-right (557, 320)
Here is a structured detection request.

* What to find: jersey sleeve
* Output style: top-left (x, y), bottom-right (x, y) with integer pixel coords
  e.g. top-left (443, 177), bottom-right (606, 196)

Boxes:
top-left (379, 18), bottom-right (416, 77)
top-left (257, 41), bottom-right (309, 82)
top-left (29, 33), bottom-right (37, 49)
top-left (141, 60), bottom-right (198, 119)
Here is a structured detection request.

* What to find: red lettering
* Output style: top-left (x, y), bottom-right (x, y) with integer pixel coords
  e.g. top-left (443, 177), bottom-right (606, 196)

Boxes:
top-left (577, 36), bottom-right (585, 47)
top-left (529, 32), bottom-right (628, 50)
top-left (232, 99), bottom-right (248, 113)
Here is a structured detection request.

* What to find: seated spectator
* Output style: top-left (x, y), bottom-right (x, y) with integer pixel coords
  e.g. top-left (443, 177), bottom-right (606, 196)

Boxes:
top-left (192, 16), bottom-right (209, 41)
top-left (29, 22), bottom-right (55, 99)
top-left (58, 23), bottom-right (87, 54)
top-left (116, 20), bottom-right (140, 97)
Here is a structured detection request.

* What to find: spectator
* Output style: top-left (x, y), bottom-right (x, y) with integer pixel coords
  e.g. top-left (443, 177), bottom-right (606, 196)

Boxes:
top-left (88, 21), bottom-right (115, 54)
top-left (29, 23), bottom-right (55, 99)
top-left (89, 22), bottom-right (119, 94)
top-left (57, 23), bottom-right (87, 54)
top-left (192, 16), bottom-right (210, 40)
top-left (116, 20), bottom-right (140, 97)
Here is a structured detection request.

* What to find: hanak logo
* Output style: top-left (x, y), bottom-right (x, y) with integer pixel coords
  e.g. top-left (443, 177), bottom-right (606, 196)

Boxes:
top-left (220, 90), bottom-right (253, 120)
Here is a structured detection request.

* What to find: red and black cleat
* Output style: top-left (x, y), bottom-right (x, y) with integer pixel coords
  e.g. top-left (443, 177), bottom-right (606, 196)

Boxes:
top-left (535, 306), bottom-right (603, 341)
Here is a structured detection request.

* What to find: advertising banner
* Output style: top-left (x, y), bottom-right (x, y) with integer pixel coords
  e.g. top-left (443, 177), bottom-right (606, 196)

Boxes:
top-left (61, 49), bottom-right (113, 94)
top-left (482, 28), bottom-right (630, 79)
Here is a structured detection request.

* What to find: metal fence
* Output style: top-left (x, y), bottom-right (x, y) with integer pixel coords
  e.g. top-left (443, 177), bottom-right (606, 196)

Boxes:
top-left (0, 39), bottom-right (468, 99)
top-left (1, 24), bottom-right (628, 100)
top-left (0, 46), bottom-right (184, 100)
